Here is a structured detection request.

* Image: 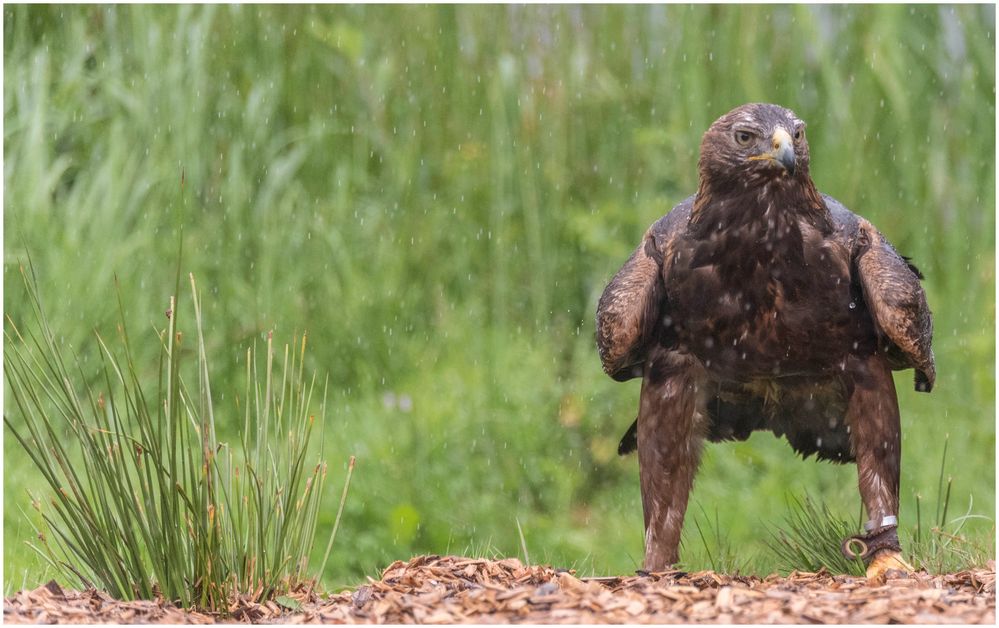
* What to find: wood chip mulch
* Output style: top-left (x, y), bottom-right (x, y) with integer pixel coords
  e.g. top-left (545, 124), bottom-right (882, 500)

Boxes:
top-left (5, 555), bottom-right (995, 624)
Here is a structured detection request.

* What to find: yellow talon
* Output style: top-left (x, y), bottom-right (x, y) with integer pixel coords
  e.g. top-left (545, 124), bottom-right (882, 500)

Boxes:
top-left (865, 550), bottom-right (914, 580)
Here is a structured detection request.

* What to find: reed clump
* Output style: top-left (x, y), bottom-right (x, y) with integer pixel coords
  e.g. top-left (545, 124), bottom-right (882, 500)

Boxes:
top-left (4, 259), bottom-right (348, 611)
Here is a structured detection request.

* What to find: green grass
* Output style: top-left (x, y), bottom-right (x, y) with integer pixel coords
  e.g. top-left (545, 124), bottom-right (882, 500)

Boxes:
top-left (4, 258), bottom-right (340, 610)
top-left (765, 495), bottom-right (867, 577)
top-left (4, 5), bottom-right (995, 591)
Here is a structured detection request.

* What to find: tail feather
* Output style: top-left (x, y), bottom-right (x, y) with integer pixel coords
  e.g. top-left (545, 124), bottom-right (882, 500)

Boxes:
top-left (618, 419), bottom-right (638, 455)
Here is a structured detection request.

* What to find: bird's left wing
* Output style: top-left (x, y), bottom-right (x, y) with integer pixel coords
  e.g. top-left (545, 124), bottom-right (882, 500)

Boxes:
top-left (596, 230), bottom-right (664, 381)
top-left (596, 201), bottom-right (689, 382)
top-left (854, 219), bottom-right (936, 392)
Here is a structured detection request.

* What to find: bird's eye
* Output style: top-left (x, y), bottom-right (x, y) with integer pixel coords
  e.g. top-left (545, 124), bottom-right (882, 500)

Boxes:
top-left (734, 130), bottom-right (754, 146)
top-left (793, 128), bottom-right (804, 141)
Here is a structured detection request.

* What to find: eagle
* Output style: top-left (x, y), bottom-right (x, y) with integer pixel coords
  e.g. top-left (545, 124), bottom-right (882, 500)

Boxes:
top-left (596, 103), bottom-right (934, 579)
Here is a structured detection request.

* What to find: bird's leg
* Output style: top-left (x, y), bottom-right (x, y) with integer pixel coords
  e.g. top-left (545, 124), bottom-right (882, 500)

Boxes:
top-left (637, 349), bottom-right (706, 572)
top-left (845, 354), bottom-right (913, 577)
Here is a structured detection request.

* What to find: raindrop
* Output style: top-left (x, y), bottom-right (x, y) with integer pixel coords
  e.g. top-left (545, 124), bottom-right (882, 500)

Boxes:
top-left (399, 395), bottom-right (413, 413)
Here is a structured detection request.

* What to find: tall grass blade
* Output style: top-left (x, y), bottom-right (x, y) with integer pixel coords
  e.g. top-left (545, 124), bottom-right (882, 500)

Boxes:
top-left (317, 455), bottom-right (356, 581)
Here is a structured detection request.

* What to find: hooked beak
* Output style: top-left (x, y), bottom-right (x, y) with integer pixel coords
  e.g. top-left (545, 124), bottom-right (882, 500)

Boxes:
top-left (748, 126), bottom-right (797, 176)
top-left (771, 127), bottom-right (796, 176)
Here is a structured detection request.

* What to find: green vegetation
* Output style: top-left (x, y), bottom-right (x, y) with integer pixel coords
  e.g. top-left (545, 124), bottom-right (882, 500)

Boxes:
top-left (766, 495), bottom-right (867, 576)
top-left (906, 437), bottom-right (996, 574)
top-left (4, 5), bottom-right (994, 591)
top-left (5, 259), bottom-right (339, 609)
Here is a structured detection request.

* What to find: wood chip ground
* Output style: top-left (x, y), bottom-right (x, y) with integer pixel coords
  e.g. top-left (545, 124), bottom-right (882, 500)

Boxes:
top-left (5, 555), bottom-right (995, 624)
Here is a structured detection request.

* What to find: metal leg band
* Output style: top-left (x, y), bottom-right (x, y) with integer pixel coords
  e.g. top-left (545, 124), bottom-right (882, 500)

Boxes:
top-left (863, 515), bottom-right (898, 533)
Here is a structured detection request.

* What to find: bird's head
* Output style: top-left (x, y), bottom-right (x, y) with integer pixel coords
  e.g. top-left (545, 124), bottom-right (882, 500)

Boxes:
top-left (697, 103), bottom-right (812, 191)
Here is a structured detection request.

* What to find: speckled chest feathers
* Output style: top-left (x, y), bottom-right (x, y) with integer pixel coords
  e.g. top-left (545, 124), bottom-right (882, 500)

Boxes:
top-left (661, 184), bottom-right (874, 382)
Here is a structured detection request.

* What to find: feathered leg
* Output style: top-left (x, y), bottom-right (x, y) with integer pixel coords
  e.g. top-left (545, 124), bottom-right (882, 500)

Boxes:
top-left (846, 354), bottom-right (913, 577)
top-left (637, 348), bottom-right (706, 572)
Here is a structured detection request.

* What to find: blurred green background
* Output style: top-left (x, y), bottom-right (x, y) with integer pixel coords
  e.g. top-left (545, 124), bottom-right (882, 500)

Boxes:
top-left (4, 4), bottom-right (994, 590)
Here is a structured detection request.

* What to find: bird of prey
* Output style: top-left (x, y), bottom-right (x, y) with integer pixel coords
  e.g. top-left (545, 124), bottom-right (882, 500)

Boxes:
top-left (595, 103), bottom-right (934, 579)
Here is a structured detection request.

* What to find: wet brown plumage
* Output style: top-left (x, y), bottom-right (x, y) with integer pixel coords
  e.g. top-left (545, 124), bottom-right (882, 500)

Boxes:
top-left (596, 103), bottom-right (934, 572)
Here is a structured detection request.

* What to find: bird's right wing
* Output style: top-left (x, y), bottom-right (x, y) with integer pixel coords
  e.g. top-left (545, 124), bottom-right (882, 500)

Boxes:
top-left (596, 201), bottom-right (690, 382)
